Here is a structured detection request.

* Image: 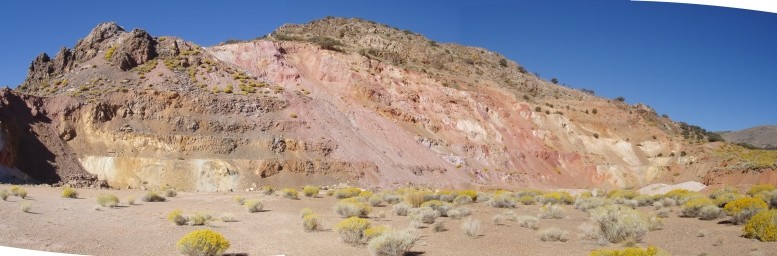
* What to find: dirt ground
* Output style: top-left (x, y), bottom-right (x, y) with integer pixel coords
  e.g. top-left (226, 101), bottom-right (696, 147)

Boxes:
top-left (1, 185), bottom-right (776, 256)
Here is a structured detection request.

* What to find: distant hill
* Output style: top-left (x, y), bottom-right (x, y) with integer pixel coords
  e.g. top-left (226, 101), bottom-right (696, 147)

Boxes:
top-left (720, 126), bottom-right (777, 149)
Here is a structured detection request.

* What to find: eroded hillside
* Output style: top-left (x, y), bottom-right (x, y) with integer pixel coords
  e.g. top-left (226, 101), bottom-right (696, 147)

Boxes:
top-left (1, 18), bottom-right (774, 190)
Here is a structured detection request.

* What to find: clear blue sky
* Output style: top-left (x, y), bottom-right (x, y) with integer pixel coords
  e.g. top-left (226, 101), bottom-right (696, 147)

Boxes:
top-left (1, 0), bottom-right (775, 131)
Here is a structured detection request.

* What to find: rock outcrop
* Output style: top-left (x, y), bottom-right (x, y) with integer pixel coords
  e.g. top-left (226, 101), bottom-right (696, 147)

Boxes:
top-left (3, 18), bottom-right (774, 190)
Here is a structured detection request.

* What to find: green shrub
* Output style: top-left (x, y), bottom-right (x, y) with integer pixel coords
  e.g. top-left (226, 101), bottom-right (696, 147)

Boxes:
top-left (516, 189), bottom-right (544, 198)
top-left (757, 190), bottom-right (777, 209)
top-left (307, 36), bottom-right (343, 51)
top-left (432, 220), bottom-right (446, 232)
top-left (300, 208), bottom-right (314, 218)
top-left (382, 193), bottom-right (402, 204)
top-left (261, 185), bottom-right (275, 195)
top-left (368, 195), bottom-right (384, 207)
top-left (96, 193), bottom-right (119, 207)
top-left (359, 190), bottom-right (374, 199)
top-left (538, 227), bottom-right (569, 242)
top-left (410, 207), bottom-right (440, 224)
top-left (244, 199), bottom-right (263, 213)
top-left (303, 185), bottom-right (320, 197)
top-left (190, 212), bottom-right (211, 226)
top-left (335, 198), bottom-right (372, 218)
top-left (681, 197), bottom-right (715, 218)
top-left (142, 191), bottom-right (166, 202)
top-left (663, 189), bottom-right (693, 201)
top-left (165, 188), bottom-right (177, 197)
top-left (177, 229), bottom-right (230, 256)
top-left (607, 190), bottom-right (639, 200)
top-left (461, 217), bottom-right (481, 238)
top-left (458, 190), bottom-right (478, 201)
top-left (127, 196), bottom-right (135, 205)
top-left (10, 186), bottom-right (27, 199)
top-left (438, 193), bottom-right (455, 203)
top-left (588, 246), bottom-right (668, 256)
top-left (488, 194), bottom-right (516, 208)
top-left (632, 195), bottom-right (657, 206)
top-left (517, 215), bottom-right (540, 230)
top-left (539, 204), bottom-right (566, 219)
top-left (724, 197), bottom-right (768, 224)
top-left (574, 197), bottom-right (610, 212)
top-left (656, 208), bottom-right (670, 218)
top-left (587, 204), bottom-right (649, 243)
top-left (434, 202), bottom-right (453, 217)
top-left (743, 209), bottom-right (777, 241)
top-left (621, 199), bottom-right (638, 209)
top-left (492, 214), bottom-right (505, 226)
top-left (0, 190), bottom-right (8, 201)
top-left (220, 213), bottom-right (238, 222)
top-left (392, 202), bottom-right (410, 216)
top-left (364, 225), bottom-right (391, 240)
top-left (303, 213), bottom-right (322, 232)
top-left (698, 205), bottom-right (723, 220)
top-left (453, 194), bottom-right (474, 205)
top-left (541, 192), bottom-right (575, 205)
top-left (367, 230), bottom-right (420, 256)
top-left (709, 186), bottom-right (738, 199)
top-left (404, 191), bottom-right (426, 208)
top-left (62, 187), bottom-right (78, 198)
top-left (657, 197), bottom-right (676, 207)
top-left (712, 192), bottom-right (745, 207)
top-left (168, 209), bottom-right (188, 225)
top-left (281, 188), bottom-right (299, 199)
top-left (233, 195), bottom-right (245, 205)
top-left (646, 213), bottom-right (663, 231)
top-left (447, 207), bottom-right (472, 220)
top-left (335, 217), bottom-right (371, 245)
top-left (104, 46), bottom-right (116, 60)
top-left (748, 184), bottom-right (776, 196)
top-left (420, 200), bottom-right (443, 210)
top-left (21, 202), bottom-right (32, 213)
top-left (334, 187), bottom-right (362, 199)
top-left (408, 219), bottom-right (422, 229)
top-left (519, 195), bottom-right (536, 205)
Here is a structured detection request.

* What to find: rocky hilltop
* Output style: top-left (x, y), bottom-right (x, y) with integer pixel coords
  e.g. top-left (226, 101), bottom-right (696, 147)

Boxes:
top-left (1, 17), bottom-right (775, 190)
top-left (720, 126), bottom-right (777, 150)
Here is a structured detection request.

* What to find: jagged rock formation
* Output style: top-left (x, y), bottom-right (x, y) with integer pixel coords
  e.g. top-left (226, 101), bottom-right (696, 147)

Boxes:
top-left (1, 17), bottom-right (774, 190)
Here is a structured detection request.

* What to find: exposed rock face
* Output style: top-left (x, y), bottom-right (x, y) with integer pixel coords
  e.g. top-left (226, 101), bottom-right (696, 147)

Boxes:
top-left (4, 18), bottom-right (775, 190)
top-left (73, 22), bottom-right (124, 61)
top-left (108, 29), bottom-right (158, 70)
top-left (0, 88), bottom-right (99, 186)
top-left (23, 53), bottom-right (54, 89)
top-left (21, 22), bottom-right (158, 90)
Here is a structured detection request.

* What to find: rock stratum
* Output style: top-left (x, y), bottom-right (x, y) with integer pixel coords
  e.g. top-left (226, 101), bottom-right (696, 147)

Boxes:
top-left (2, 17), bottom-right (775, 191)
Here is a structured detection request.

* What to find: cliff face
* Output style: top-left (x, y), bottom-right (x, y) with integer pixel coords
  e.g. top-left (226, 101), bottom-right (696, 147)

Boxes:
top-left (2, 18), bottom-right (773, 190)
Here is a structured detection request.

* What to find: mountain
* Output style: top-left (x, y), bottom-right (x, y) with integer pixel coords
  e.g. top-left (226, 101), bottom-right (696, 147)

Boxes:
top-left (1, 17), bottom-right (774, 190)
top-left (720, 126), bottom-right (777, 150)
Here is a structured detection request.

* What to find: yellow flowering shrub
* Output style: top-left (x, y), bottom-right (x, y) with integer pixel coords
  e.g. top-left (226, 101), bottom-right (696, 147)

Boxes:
top-left (177, 229), bottom-right (230, 256)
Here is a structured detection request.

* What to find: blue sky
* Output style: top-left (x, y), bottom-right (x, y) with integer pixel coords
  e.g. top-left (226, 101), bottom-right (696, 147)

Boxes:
top-left (0, 0), bottom-right (775, 131)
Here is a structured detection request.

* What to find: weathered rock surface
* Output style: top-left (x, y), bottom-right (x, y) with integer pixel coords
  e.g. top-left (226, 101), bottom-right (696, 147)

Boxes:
top-left (2, 18), bottom-right (774, 190)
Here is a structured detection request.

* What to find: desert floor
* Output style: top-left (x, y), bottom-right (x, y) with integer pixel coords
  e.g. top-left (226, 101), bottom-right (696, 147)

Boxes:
top-left (1, 185), bottom-right (776, 256)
